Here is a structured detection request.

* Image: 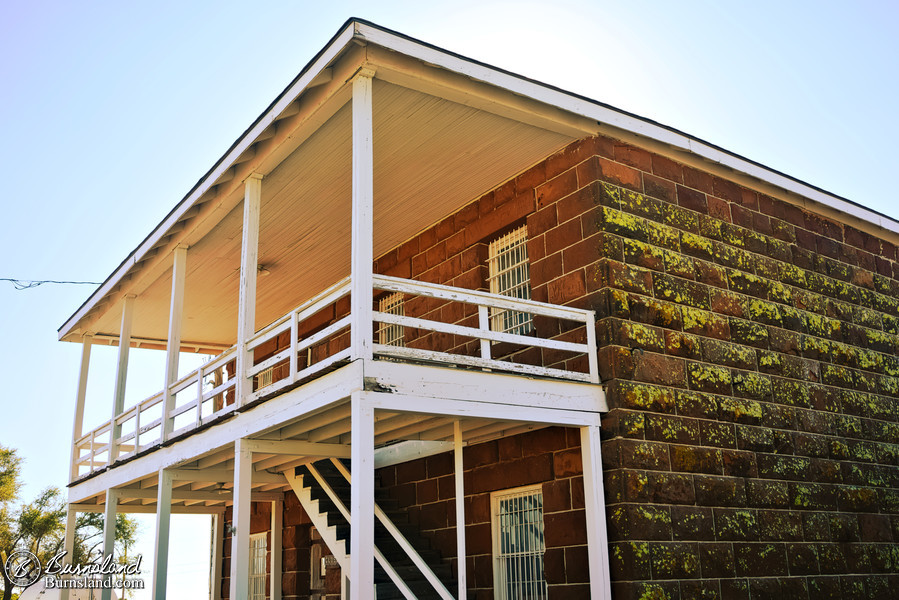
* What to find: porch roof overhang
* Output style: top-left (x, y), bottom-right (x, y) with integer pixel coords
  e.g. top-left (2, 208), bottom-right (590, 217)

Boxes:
top-left (58, 18), bottom-right (899, 347)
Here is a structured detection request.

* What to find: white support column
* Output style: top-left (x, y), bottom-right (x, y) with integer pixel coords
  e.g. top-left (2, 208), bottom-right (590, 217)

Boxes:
top-left (162, 247), bottom-right (187, 440)
top-left (70, 334), bottom-right (93, 480)
top-left (100, 489), bottom-right (119, 600)
top-left (211, 512), bottom-right (225, 600)
top-left (230, 439), bottom-right (253, 600)
top-left (59, 506), bottom-right (78, 600)
top-left (350, 70), bottom-right (375, 361)
top-left (349, 392), bottom-right (375, 599)
top-left (453, 421), bottom-right (467, 598)
top-left (580, 425), bottom-right (612, 600)
top-left (270, 499), bottom-right (283, 600)
top-left (109, 296), bottom-right (135, 462)
top-left (237, 175), bottom-right (262, 404)
top-left (153, 469), bottom-right (174, 600)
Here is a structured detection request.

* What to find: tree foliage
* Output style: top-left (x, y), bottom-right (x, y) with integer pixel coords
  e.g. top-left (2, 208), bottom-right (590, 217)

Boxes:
top-left (0, 446), bottom-right (139, 600)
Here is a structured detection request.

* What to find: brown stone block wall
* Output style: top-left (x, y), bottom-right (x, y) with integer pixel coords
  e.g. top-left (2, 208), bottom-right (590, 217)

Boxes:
top-left (221, 494), bottom-right (316, 600)
top-left (376, 426), bottom-right (591, 600)
top-left (584, 136), bottom-right (899, 599)
top-left (221, 131), bottom-right (898, 597)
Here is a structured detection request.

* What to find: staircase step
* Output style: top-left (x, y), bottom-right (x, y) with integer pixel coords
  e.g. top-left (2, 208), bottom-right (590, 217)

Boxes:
top-left (289, 459), bottom-right (458, 598)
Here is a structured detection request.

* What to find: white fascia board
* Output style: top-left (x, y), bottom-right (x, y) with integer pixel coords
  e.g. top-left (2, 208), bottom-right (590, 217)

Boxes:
top-left (58, 24), bottom-right (358, 341)
top-left (365, 359), bottom-right (607, 413)
top-left (362, 391), bottom-right (602, 428)
top-left (356, 22), bottom-right (897, 236)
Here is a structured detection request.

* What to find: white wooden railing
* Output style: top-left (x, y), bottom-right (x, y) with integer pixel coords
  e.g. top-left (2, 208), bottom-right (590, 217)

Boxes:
top-left (372, 274), bottom-right (599, 384)
top-left (72, 275), bottom-right (597, 478)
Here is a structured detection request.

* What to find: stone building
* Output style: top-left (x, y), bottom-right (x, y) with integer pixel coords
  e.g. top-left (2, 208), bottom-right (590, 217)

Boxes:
top-left (58, 18), bottom-right (897, 600)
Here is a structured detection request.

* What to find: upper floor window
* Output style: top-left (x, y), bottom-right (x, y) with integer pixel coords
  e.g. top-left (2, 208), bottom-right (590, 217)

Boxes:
top-left (378, 292), bottom-right (405, 346)
top-left (491, 485), bottom-right (548, 599)
top-left (488, 226), bottom-right (533, 335)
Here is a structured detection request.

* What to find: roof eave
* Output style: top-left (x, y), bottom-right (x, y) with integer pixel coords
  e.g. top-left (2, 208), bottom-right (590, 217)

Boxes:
top-left (60, 17), bottom-right (899, 342)
top-left (58, 19), bottom-right (363, 341)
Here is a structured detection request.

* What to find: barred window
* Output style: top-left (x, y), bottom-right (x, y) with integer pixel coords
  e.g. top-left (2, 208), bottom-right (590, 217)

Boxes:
top-left (378, 292), bottom-right (404, 346)
top-left (249, 532), bottom-right (267, 600)
top-left (487, 226), bottom-right (532, 335)
top-left (491, 486), bottom-right (547, 600)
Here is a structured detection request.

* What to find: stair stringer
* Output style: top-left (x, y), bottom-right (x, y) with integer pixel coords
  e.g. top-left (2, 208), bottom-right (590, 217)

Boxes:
top-left (285, 470), bottom-right (417, 600)
top-left (284, 472), bottom-right (350, 573)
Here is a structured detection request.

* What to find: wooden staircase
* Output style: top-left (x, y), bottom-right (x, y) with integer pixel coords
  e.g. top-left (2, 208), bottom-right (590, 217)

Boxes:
top-left (284, 459), bottom-right (456, 599)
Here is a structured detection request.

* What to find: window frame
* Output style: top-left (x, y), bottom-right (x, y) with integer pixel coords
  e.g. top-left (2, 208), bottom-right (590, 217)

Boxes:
top-left (248, 531), bottom-right (267, 600)
top-left (377, 291), bottom-right (405, 346)
top-left (490, 484), bottom-right (548, 600)
top-left (487, 226), bottom-right (533, 336)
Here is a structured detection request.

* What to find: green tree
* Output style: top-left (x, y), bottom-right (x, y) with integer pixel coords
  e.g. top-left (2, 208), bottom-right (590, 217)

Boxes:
top-left (0, 446), bottom-right (139, 600)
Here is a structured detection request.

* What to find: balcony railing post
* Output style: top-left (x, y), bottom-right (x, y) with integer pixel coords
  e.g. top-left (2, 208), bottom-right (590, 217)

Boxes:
top-left (134, 403), bottom-right (141, 454)
top-left (162, 246), bottom-right (187, 440)
top-left (69, 333), bottom-right (93, 480)
top-left (289, 310), bottom-right (299, 382)
top-left (109, 295), bottom-right (135, 463)
top-left (586, 310), bottom-right (599, 384)
top-left (237, 174), bottom-right (262, 405)
top-left (195, 365), bottom-right (204, 428)
top-left (477, 305), bottom-right (491, 360)
top-left (89, 430), bottom-right (96, 472)
top-left (350, 69), bottom-right (375, 362)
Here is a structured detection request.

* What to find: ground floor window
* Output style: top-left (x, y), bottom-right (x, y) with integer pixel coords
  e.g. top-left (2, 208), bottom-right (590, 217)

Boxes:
top-left (491, 485), bottom-right (548, 599)
top-left (249, 532), bottom-right (267, 600)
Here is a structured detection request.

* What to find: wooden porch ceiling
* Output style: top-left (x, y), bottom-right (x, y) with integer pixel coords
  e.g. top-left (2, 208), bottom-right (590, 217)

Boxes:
top-left (72, 402), bottom-right (544, 509)
top-left (79, 79), bottom-right (575, 347)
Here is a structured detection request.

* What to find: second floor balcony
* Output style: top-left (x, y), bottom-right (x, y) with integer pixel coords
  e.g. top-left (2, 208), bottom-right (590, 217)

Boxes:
top-left (71, 272), bottom-right (601, 481)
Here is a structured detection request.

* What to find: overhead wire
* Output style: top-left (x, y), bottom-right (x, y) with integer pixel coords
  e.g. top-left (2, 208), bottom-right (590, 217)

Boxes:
top-left (1, 278), bottom-right (101, 290)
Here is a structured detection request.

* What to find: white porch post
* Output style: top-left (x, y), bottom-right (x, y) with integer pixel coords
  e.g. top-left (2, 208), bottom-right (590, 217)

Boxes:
top-left (349, 392), bottom-right (375, 599)
top-left (59, 506), bottom-right (78, 600)
top-left (236, 175), bottom-right (262, 405)
top-left (70, 333), bottom-right (93, 480)
top-left (100, 489), bottom-right (119, 600)
top-left (580, 425), bottom-right (612, 600)
top-left (109, 296), bottom-right (135, 462)
top-left (453, 421), bottom-right (467, 598)
top-left (162, 247), bottom-right (188, 440)
top-left (350, 69), bottom-right (374, 361)
top-left (230, 439), bottom-right (253, 600)
top-left (153, 469), bottom-right (174, 600)
top-left (270, 499), bottom-right (283, 599)
top-left (211, 512), bottom-right (225, 600)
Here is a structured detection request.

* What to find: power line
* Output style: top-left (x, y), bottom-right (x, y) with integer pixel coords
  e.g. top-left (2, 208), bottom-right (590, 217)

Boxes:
top-left (1, 278), bottom-right (101, 290)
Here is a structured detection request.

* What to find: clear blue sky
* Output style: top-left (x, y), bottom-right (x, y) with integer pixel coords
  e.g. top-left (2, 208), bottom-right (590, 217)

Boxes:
top-left (1, 1), bottom-right (896, 598)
